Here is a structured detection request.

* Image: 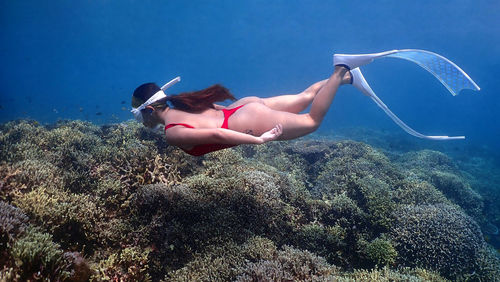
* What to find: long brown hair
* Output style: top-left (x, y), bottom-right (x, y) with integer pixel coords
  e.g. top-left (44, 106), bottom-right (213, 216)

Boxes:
top-left (132, 83), bottom-right (236, 127)
top-left (166, 84), bottom-right (236, 112)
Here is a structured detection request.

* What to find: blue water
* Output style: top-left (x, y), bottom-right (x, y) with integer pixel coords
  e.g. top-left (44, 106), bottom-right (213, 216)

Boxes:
top-left (1, 0), bottom-right (499, 150)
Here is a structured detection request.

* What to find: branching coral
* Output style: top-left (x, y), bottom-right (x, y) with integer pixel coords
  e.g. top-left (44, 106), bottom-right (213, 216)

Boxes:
top-left (236, 246), bottom-right (338, 281)
top-left (164, 236), bottom-right (276, 281)
top-left (321, 193), bottom-right (368, 231)
top-left (340, 266), bottom-right (447, 281)
top-left (395, 149), bottom-right (485, 222)
top-left (12, 186), bottom-right (102, 250)
top-left (0, 201), bottom-right (28, 250)
top-left (10, 227), bottom-right (69, 281)
top-left (0, 120), bottom-right (47, 163)
top-left (395, 149), bottom-right (458, 176)
top-left (312, 141), bottom-right (403, 201)
top-left (430, 170), bottom-right (484, 222)
top-left (92, 246), bottom-right (151, 281)
top-left (357, 176), bottom-right (396, 230)
top-left (131, 172), bottom-right (301, 274)
top-left (394, 179), bottom-right (450, 206)
top-left (361, 236), bottom-right (398, 267)
top-left (390, 204), bottom-right (485, 279)
top-left (1, 118), bottom-right (497, 281)
top-left (292, 223), bottom-right (346, 266)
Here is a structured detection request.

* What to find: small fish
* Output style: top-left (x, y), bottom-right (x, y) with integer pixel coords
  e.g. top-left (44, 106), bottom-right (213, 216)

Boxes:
top-left (79, 107), bottom-right (84, 112)
top-left (95, 112), bottom-right (102, 116)
top-left (121, 107), bottom-right (127, 111)
top-left (121, 100), bottom-right (126, 104)
top-left (53, 108), bottom-right (59, 114)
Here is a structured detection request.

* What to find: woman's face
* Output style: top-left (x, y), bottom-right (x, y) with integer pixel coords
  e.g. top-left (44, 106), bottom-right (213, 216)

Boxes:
top-left (142, 106), bottom-right (165, 128)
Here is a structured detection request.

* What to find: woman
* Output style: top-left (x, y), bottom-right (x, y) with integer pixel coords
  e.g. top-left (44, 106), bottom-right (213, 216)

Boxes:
top-left (131, 65), bottom-right (352, 156)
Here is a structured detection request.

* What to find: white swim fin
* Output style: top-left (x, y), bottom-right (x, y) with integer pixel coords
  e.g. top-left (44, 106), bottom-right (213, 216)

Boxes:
top-left (350, 67), bottom-right (465, 140)
top-left (335, 49), bottom-right (480, 140)
top-left (335, 49), bottom-right (480, 95)
top-left (333, 50), bottom-right (398, 70)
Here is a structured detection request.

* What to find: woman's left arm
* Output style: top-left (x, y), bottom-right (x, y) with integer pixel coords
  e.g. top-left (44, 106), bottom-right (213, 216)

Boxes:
top-left (165, 124), bottom-right (282, 147)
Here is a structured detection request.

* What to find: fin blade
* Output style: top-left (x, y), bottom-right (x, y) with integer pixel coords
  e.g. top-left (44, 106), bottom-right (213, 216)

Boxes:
top-left (369, 92), bottom-right (465, 140)
top-left (386, 49), bottom-right (480, 96)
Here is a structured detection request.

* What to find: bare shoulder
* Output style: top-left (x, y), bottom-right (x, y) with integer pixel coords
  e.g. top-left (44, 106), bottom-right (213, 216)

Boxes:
top-left (213, 103), bottom-right (226, 110)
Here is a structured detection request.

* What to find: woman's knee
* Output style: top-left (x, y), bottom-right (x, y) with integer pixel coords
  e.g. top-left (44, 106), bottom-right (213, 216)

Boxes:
top-left (303, 114), bottom-right (321, 133)
top-left (300, 90), bottom-right (316, 103)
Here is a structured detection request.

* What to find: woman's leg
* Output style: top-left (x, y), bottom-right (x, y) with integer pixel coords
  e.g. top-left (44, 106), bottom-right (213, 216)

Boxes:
top-left (225, 81), bottom-right (324, 114)
top-left (230, 66), bottom-right (349, 140)
top-left (227, 72), bottom-right (351, 114)
top-left (260, 79), bottom-right (328, 113)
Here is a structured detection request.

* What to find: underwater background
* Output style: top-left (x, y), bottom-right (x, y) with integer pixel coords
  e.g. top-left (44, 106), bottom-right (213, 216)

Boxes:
top-left (1, 0), bottom-right (500, 281)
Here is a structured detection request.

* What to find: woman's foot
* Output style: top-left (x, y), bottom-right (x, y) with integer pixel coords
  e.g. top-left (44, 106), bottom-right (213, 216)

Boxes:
top-left (333, 50), bottom-right (398, 69)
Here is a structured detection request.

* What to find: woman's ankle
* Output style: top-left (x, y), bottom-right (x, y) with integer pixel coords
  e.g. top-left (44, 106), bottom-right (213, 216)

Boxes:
top-left (341, 71), bottom-right (352, 85)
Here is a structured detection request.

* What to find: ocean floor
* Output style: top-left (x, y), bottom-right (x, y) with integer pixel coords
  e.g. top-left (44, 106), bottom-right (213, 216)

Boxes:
top-left (1, 119), bottom-right (499, 281)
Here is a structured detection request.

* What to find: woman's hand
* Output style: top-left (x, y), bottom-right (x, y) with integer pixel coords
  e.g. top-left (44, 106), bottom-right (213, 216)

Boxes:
top-left (259, 124), bottom-right (283, 143)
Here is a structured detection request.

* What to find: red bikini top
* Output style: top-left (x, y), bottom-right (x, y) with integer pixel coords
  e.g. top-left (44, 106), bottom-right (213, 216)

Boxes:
top-left (164, 123), bottom-right (235, 156)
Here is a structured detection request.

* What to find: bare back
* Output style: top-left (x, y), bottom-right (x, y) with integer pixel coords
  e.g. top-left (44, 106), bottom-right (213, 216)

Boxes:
top-left (164, 107), bottom-right (225, 129)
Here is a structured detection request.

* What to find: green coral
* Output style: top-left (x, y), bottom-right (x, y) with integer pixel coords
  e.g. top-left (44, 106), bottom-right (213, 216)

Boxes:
top-left (130, 166), bottom-right (302, 273)
top-left (92, 246), bottom-right (151, 281)
top-left (164, 236), bottom-right (276, 281)
top-left (358, 176), bottom-right (396, 230)
top-left (340, 266), bottom-right (447, 281)
top-left (292, 223), bottom-right (346, 265)
top-left (362, 236), bottom-right (398, 267)
top-left (394, 180), bottom-right (450, 206)
top-left (13, 185), bottom-right (102, 250)
top-left (395, 150), bottom-right (485, 222)
top-left (390, 204), bottom-right (485, 279)
top-left (313, 141), bottom-right (402, 200)
top-left (10, 227), bottom-right (69, 281)
top-left (395, 149), bottom-right (458, 176)
top-left (236, 246), bottom-right (337, 281)
top-left (470, 245), bottom-right (500, 281)
top-left (0, 120), bottom-right (47, 163)
top-left (430, 170), bottom-right (484, 222)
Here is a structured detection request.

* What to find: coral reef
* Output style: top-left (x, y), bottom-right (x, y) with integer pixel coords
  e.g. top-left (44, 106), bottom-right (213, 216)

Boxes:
top-left (390, 204), bottom-right (485, 279)
top-left (395, 150), bottom-right (486, 223)
top-left (164, 236), bottom-right (276, 281)
top-left (0, 201), bottom-right (28, 250)
top-left (10, 227), bottom-right (70, 281)
top-left (0, 119), bottom-right (499, 281)
top-left (361, 236), bottom-right (398, 267)
top-left (92, 246), bottom-right (151, 281)
top-left (430, 170), bottom-right (484, 221)
top-left (236, 246), bottom-right (446, 281)
top-left (236, 246), bottom-right (337, 281)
